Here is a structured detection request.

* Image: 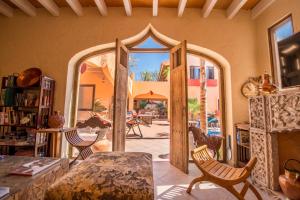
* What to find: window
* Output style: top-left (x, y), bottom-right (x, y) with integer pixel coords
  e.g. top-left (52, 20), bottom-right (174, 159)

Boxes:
top-left (269, 15), bottom-right (294, 88)
top-left (190, 66), bottom-right (200, 79)
top-left (206, 66), bottom-right (215, 80)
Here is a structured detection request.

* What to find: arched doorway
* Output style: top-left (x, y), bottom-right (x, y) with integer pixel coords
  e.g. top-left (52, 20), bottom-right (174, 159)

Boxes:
top-left (65, 24), bottom-right (232, 173)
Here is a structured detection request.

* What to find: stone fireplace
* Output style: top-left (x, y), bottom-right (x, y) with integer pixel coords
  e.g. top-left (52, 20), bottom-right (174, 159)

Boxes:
top-left (249, 90), bottom-right (300, 191)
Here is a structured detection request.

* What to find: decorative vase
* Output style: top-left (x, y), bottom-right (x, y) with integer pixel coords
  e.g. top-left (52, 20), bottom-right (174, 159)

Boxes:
top-left (279, 159), bottom-right (300, 200)
top-left (48, 111), bottom-right (65, 128)
top-left (260, 72), bottom-right (277, 94)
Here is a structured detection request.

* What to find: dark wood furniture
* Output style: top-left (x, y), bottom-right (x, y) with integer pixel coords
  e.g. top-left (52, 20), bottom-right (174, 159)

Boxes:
top-left (186, 145), bottom-right (262, 200)
top-left (126, 117), bottom-right (143, 138)
top-left (64, 128), bottom-right (107, 164)
top-left (189, 126), bottom-right (224, 160)
top-left (0, 75), bottom-right (55, 157)
top-left (235, 123), bottom-right (250, 167)
top-left (0, 156), bottom-right (68, 200)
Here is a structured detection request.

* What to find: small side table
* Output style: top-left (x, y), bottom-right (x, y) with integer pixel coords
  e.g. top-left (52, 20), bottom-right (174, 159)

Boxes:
top-left (37, 128), bottom-right (74, 158)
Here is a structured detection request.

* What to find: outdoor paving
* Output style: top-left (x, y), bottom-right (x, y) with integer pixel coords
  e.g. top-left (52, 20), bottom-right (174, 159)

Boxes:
top-left (126, 120), bottom-right (170, 139)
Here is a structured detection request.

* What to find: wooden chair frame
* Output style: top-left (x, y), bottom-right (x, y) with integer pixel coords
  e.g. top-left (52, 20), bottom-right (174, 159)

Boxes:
top-left (187, 145), bottom-right (262, 200)
top-left (65, 128), bottom-right (106, 165)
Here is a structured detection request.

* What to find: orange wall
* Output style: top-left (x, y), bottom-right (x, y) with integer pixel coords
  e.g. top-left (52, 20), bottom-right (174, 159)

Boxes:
top-left (0, 7), bottom-right (257, 126)
top-left (78, 70), bottom-right (114, 120)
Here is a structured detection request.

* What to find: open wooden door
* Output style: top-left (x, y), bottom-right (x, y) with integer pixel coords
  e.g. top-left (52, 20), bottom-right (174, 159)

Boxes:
top-left (113, 39), bottom-right (129, 151)
top-left (170, 41), bottom-right (189, 173)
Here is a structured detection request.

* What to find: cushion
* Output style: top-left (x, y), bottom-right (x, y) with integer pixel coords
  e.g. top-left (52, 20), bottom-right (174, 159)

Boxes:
top-left (45, 152), bottom-right (154, 200)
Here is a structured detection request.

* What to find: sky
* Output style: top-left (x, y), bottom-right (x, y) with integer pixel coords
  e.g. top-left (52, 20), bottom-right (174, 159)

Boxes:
top-left (129, 37), bottom-right (170, 81)
top-left (275, 20), bottom-right (293, 41)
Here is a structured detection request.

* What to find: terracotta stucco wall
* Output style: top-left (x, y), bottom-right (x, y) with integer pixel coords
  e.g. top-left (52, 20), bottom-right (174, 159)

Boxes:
top-left (0, 7), bottom-right (257, 127)
top-left (254, 0), bottom-right (300, 75)
top-left (77, 70), bottom-right (114, 121)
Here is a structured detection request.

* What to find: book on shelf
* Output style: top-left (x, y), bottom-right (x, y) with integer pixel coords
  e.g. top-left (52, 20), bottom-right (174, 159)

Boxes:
top-left (0, 107), bottom-right (37, 127)
top-left (9, 158), bottom-right (59, 176)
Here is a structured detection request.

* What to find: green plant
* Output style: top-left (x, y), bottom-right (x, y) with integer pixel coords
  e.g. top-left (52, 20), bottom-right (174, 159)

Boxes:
top-left (140, 70), bottom-right (160, 81)
top-left (162, 65), bottom-right (170, 81)
top-left (93, 99), bottom-right (107, 112)
top-left (188, 98), bottom-right (200, 120)
top-left (139, 100), bottom-right (148, 109)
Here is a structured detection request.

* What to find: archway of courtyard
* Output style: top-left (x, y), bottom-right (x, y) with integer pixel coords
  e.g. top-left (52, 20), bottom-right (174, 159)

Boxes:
top-left (64, 24), bottom-right (233, 173)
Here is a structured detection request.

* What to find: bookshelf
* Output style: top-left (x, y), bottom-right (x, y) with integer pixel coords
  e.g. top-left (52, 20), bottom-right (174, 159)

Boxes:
top-left (235, 123), bottom-right (250, 167)
top-left (0, 75), bottom-right (55, 157)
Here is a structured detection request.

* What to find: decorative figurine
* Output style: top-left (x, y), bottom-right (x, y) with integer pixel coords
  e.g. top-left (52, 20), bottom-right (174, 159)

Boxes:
top-left (260, 72), bottom-right (277, 94)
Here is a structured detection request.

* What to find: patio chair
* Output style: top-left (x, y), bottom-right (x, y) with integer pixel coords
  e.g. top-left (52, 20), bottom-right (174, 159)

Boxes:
top-left (189, 126), bottom-right (224, 160)
top-left (65, 128), bottom-right (106, 165)
top-left (126, 117), bottom-right (143, 138)
top-left (187, 145), bottom-right (262, 200)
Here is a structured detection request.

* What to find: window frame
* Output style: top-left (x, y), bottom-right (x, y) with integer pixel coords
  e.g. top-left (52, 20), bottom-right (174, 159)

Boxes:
top-left (268, 14), bottom-right (294, 89)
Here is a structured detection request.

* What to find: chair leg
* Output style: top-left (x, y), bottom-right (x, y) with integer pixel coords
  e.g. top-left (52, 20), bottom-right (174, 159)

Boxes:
top-left (186, 176), bottom-right (205, 194)
top-left (137, 124), bottom-right (143, 138)
top-left (225, 186), bottom-right (244, 200)
top-left (126, 127), bottom-right (131, 135)
top-left (249, 183), bottom-right (262, 200)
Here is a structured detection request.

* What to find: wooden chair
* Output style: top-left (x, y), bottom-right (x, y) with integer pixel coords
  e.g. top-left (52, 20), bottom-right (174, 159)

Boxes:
top-left (126, 118), bottom-right (143, 138)
top-left (187, 145), bottom-right (262, 200)
top-left (65, 128), bottom-right (106, 164)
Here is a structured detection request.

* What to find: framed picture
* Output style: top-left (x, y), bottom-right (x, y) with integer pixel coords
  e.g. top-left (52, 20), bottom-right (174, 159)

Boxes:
top-left (78, 84), bottom-right (95, 111)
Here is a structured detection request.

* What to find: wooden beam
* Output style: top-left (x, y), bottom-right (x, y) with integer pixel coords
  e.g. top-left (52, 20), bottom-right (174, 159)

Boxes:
top-left (251, 0), bottom-right (276, 19)
top-left (123, 0), bottom-right (132, 16)
top-left (202, 0), bottom-right (218, 18)
top-left (66, 0), bottom-right (83, 16)
top-left (178, 0), bottom-right (187, 17)
top-left (94, 0), bottom-right (107, 16)
top-left (9, 0), bottom-right (36, 17)
top-left (37, 0), bottom-right (59, 16)
top-left (226, 0), bottom-right (247, 19)
top-left (0, 1), bottom-right (13, 17)
top-left (153, 0), bottom-right (158, 16)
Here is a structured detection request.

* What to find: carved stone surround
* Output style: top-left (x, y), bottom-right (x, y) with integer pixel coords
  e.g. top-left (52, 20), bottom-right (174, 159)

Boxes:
top-left (249, 91), bottom-right (300, 191)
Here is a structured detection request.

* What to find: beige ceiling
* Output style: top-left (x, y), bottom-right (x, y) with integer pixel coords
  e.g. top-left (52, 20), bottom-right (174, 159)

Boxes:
top-left (3, 0), bottom-right (261, 11)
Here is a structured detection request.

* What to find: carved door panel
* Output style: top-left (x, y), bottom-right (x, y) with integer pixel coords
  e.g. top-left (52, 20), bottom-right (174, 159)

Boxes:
top-left (113, 39), bottom-right (128, 151)
top-left (170, 41), bottom-right (189, 173)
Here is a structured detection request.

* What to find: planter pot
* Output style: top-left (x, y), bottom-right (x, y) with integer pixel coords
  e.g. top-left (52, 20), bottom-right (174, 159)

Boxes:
top-left (48, 111), bottom-right (65, 128)
top-left (279, 159), bottom-right (300, 200)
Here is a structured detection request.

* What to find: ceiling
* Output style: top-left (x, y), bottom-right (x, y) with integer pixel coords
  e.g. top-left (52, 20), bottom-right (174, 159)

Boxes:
top-left (3, 0), bottom-right (260, 11)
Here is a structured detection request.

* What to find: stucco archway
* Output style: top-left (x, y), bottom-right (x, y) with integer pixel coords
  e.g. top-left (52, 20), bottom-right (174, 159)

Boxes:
top-left (64, 24), bottom-right (233, 156)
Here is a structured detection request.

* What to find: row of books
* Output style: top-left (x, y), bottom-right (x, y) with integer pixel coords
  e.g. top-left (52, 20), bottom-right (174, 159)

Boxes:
top-left (0, 108), bottom-right (37, 127)
top-left (15, 92), bottom-right (39, 107)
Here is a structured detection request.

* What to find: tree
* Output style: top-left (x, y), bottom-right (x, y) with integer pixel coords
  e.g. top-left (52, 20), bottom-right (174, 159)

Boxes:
top-left (199, 59), bottom-right (207, 133)
top-left (188, 98), bottom-right (200, 121)
top-left (140, 71), bottom-right (153, 81)
top-left (128, 54), bottom-right (138, 75)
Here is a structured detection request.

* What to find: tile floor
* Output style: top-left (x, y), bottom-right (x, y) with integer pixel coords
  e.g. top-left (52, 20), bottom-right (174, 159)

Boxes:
top-left (153, 161), bottom-right (284, 200)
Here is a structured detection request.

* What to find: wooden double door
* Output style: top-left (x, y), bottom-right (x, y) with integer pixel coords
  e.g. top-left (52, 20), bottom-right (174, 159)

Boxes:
top-left (113, 39), bottom-right (189, 173)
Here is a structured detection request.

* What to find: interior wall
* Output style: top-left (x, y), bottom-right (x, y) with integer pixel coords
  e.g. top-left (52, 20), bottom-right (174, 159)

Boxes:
top-left (0, 7), bottom-right (256, 118)
top-left (0, 7), bottom-right (257, 163)
top-left (78, 70), bottom-right (114, 121)
top-left (254, 0), bottom-right (300, 75)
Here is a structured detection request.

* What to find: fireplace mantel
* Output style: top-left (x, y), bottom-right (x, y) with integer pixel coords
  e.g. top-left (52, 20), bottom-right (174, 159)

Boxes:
top-left (248, 90), bottom-right (300, 190)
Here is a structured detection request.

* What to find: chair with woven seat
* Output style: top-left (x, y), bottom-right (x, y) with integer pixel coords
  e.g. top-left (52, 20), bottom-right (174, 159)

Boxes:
top-left (186, 145), bottom-right (262, 200)
top-left (65, 128), bottom-right (107, 164)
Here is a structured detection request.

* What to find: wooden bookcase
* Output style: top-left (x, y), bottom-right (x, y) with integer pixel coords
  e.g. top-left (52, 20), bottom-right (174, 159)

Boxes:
top-left (235, 123), bottom-right (250, 167)
top-left (0, 75), bottom-right (55, 157)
